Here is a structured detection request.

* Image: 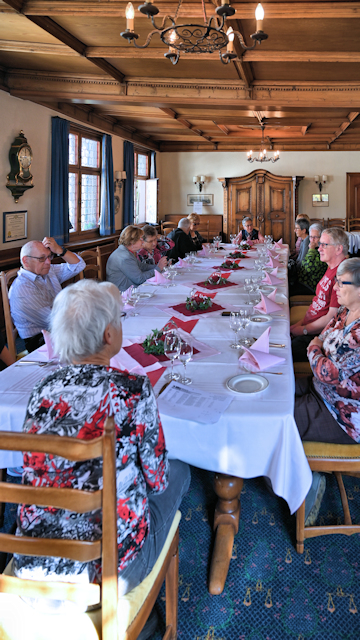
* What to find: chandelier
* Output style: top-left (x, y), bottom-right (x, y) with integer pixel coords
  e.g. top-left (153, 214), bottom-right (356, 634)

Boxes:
top-left (120, 0), bottom-right (268, 65)
top-left (247, 125), bottom-right (280, 163)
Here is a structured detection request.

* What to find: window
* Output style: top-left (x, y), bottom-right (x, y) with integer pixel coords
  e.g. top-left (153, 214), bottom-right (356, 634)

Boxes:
top-left (68, 127), bottom-right (102, 237)
top-left (134, 148), bottom-right (157, 224)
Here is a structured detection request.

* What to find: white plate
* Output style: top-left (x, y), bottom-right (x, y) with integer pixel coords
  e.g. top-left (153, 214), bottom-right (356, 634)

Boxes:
top-left (249, 314), bottom-right (272, 324)
top-left (138, 292), bottom-right (154, 299)
top-left (226, 374), bottom-right (269, 395)
top-left (258, 285), bottom-right (275, 294)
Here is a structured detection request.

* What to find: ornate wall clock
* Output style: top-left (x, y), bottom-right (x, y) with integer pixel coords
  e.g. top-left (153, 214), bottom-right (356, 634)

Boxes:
top-left (6, 131), bottom-right (34, 202)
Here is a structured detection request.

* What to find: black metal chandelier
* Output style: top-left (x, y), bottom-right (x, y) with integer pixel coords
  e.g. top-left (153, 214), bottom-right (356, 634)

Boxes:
top-left (120, 0), bottom-right (268, 65)
top-left (247, 125), bottom-right (280, 163)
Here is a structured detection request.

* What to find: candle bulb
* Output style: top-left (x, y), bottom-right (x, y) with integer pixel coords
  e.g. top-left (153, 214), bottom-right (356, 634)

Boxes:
top-left (226, 27), bottom-right (234, 53)
top-left (169, 29), bottom-right (178, 53)
top-left (314, 175), bottom-right (319, 183)
top-left (126, 2), bottom-right (135, 31)
top-left (322, 175), bottom-right (327, 183)
top-left (255, 3), bottom-right (264, 32)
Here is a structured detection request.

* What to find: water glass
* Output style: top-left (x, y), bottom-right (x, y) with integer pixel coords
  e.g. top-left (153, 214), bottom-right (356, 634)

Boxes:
top-left (179, 339), bottom-right (193, 385)
top-left (128, 287), bottom-right (141, 316)
top-left (244, 278), bottom-right (253, 305)
top-left (239, 310), bottom-right (251, 346)
top-left (164, 331), bottom-right (181, 381)
top-left (229, 234), bottom-right (236, 246)
top-left (229, 312), bottom-right (242, 349)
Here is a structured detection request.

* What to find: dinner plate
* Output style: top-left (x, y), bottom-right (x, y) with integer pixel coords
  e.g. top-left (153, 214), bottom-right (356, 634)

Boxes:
top-left (249, 314), bottom-right (272, 324)
top-left (226, 374), bottom-right (269, 395)
top-left (138, 292), bottom-right (154, 299)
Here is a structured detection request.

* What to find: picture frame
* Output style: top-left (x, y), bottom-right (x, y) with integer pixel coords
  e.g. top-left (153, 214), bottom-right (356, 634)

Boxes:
top-left (3, 210), bottom-right (28, 242)
top-left (312, 194), bottom-right (329, 207)
top-left (187, 194), bottom-right (214, 206)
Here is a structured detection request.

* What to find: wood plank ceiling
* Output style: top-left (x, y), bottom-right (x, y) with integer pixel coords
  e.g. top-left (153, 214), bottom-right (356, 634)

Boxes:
top-left (2, 0), bottom-right (360, 152)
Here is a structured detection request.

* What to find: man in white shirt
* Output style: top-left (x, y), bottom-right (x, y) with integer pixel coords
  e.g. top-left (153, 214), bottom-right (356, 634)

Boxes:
top-left (9, 237), bottom-right (85, 353)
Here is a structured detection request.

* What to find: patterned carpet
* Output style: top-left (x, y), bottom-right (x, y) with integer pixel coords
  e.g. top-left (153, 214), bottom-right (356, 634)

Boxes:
top-left (2, 468), bottom-right (360, 639)
top-left (153, 467), bottom-right (360, 640)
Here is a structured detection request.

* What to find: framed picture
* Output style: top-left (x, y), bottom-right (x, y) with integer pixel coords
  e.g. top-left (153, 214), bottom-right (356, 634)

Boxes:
top-left (312, 194), bottom-right (329, 207)
top-left (187, 194), bottom-right (214, 206)
top-left (3, 210), bottom-right (28, 242)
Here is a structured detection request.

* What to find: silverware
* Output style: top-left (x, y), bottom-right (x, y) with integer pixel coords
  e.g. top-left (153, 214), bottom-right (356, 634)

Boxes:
top-left (15, 360), bottom-right (49, 367)
top-left (157, 380), bottom-right (171, 397)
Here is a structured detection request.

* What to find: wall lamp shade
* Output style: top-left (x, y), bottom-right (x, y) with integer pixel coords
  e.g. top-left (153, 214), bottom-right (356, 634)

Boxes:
top-left (114, 170), bottom-right (127, 190)
top-left (314, 175), bottom-right (327, 192)
top-left (193, 175), bottom-right (206, 192)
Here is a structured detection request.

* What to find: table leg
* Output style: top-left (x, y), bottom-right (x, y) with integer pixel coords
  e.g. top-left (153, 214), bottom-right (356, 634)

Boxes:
top-left (209, 473), bottom-right (243, 595)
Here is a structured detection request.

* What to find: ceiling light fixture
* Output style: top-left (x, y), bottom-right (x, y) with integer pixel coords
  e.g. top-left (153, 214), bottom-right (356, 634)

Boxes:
top-left (120, 0), bottom-right (268, 65)
top-left (247, 124), bottom-right (280, 164)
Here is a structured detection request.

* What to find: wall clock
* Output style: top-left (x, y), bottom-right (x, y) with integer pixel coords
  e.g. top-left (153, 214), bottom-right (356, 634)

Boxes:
top-left (6, 131), bottom-right (34, 202)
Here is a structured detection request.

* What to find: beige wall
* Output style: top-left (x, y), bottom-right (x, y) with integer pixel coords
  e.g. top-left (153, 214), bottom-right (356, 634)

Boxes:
top-left (0, 90), bottom-right (124, 252)
top-left (158, 151), bottom-right (360, 222)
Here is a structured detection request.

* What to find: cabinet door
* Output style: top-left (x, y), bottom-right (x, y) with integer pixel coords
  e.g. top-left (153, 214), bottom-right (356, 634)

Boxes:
top-left (263, 178), bottom-right (291, 245)
top-left (229, 180), bottom-right (257, 235)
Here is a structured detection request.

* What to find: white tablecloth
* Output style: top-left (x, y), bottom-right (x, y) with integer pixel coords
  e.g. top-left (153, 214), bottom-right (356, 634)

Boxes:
top-left (0, 245), bottom-right (312, 514)
top-left (346, 231), bottom-right (360, 254)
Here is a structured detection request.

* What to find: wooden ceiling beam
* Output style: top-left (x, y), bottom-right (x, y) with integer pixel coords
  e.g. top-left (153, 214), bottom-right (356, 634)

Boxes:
top-left (158, 107), bottom-right (213, 142)
top-left (0, 39), bottom-right (79, 55)
top-left (85, 47), bottom-right (220, 60)
top-left (244, 51), bottom-right (360, 63)
top-left (213, 123), bottom-right (230, 135)
top-left (20, 2), bottom-right (360, 19)
top-left (328, 111), bottom-right (360, 145)
top-left (302, 124), bottom-right (311, 136)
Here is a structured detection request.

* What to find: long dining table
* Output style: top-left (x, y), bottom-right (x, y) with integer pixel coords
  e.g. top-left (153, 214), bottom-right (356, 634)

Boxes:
top-left (0, 243), bottom-right (312, 595)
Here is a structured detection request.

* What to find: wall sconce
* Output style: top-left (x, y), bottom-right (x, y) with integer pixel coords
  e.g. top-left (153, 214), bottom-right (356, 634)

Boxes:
top-left (314, 174), bottom-right (327, 193)
top-left (193, 175), bottom-right (206, 192)
top-left (114, 170), bottom-right (126, 191)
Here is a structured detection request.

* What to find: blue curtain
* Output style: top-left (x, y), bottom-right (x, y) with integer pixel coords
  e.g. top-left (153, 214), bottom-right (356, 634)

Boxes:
top-left (50, 117), bottom-right (70, 245)
top-left (123, 140), bottom-right (134, 226)
top-left (150, 151), bottom-right (157, 179)
top-left (100, 134), bottom-right (115, 236)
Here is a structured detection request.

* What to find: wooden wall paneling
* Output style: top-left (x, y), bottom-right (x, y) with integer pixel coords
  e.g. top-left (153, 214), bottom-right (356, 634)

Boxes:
top-left (163, 214), bottom-right (223, 240)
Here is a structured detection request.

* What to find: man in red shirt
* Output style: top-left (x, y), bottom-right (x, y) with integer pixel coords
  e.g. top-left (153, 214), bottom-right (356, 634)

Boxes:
top-left (290, 227), bottom-right (348, 361)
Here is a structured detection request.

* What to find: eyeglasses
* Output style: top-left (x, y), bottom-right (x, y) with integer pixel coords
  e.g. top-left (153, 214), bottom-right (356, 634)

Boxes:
top-left (318, 242), bottom-right (335, 248)
top-left (309, 236), bottom-right (320, 240)
top-left (26, 253), bottom-right (53, 263)
top-left (335, 277), bottom-right (354, 288)
top-left (192, 222), bottom-right (200, 226)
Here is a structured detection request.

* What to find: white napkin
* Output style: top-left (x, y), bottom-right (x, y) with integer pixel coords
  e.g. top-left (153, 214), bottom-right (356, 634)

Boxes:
top-left (239, 327), bottom-right (286, 372)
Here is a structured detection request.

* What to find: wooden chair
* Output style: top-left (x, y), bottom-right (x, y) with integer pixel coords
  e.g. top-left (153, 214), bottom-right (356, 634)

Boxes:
top-left (78, 247), bottom-right (103, 281)
top-left (289, 294), bottom-right (313, 308)
top-left (0, 417), bottom-right (181, 640)
top-left (326, 218), bottom-right (346, 229)
top-left (348, 218), bottom-right (360, 232)
top-left (161, 221), bottom-right (176, 236)
top-left (296, 441), bottom-right (360, 553)
top-left (0, 269), bottom-right (28, 362)
top-left (309, 218), bottom-right (324, 227)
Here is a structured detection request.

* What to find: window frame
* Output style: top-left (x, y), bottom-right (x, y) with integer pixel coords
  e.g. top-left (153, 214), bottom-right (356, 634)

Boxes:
top-left (134, 148), bottom-right (151, 224)
top-left (68, 125), bottom-right (102, 241)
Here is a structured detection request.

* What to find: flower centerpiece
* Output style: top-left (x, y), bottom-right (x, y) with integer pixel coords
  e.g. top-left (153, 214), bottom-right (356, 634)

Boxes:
top-left (220, 259), bottom-right (241, 270)
top-left (238, 241), bottom-right (252, 250)
top-left (185, 291), bottom-right (213, 312)
top-left (142, 328), bottom-right (165, 355)
top-left (228, 251), bottom-right (246, 259)
top-left (205, 272), bottom-right (228, 285)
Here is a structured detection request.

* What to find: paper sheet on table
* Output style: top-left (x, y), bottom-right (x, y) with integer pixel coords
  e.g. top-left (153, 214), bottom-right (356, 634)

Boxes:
top-left (157, 381), bottom-right (233, 424)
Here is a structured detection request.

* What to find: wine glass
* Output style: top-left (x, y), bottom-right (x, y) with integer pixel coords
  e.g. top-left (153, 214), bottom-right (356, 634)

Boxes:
top-left (167, 269), bottom-right (177, 287)
top-left (239, 310), bottom-right (251, 346)
top-left (244, 278), bottom-right (253, 305)
top-left (164, 331), bottom-right (181, 381)
top-left (179, 339), bottom-right (193, 385)
top-left (128, 287), bottom-right (141, 316)
top-left (229, 312), bottom-right (242, 349)
top-left (251, 276), bottom-right (261, 304)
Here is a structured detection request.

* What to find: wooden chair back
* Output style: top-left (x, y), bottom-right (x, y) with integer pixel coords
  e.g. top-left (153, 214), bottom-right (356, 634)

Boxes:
top-left (0, 416), bottom-right (118, 640)
top-left (296, 441), bottom-right (360, 553)
top-left (326, 218), bottom-right (346, 229)
top-left (161, 221), bottom-right (176, 236)
top-left (78, 247), bottom-right (103, 281)
top-left (0, 269), bottom-right (23, 361)
top-left (309, 218), bottom-right (325, 228)
top-left (198, 219), bottom-right (210, 242)
top-left (348, 218), bottom-right (360, 232)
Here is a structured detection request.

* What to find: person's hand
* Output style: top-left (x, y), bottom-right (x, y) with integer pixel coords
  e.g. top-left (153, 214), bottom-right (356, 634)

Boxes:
top-left (158, 256), bottom-right (168, 271)
top-left (290, 323), bottom-right (304, 337)
top-left (42, 237), bottom-right (62, 255)
top-left (308, 336), bottom-right (323, 352)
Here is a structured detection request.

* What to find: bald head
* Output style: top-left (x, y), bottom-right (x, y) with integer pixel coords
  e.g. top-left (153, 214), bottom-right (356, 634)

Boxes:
top-left (20, 241), bottom-right (45, 266)
top-left (20, 240), bottom-right (53, 276)
top-left (178, 218), bottom-right (191, 233)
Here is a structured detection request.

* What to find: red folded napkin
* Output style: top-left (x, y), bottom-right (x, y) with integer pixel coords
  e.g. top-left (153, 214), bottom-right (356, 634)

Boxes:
top-left (165, 316), bottom-right (198, 333)
top-left (147, 367), bottom-right (166, 387)
top-left (171, 302), bottom-right (224, 316)
top-left (194, 290), bottom-right (217, 299)
top-left (195, 280), bottom-right (238, 290)
top-left (124, 342), bottom-right (199, 366)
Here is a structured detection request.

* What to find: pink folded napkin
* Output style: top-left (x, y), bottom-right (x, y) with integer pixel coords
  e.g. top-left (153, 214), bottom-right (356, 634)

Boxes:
top-left (122, 285), bottom-right (134, 303)
top-left (274, 238), bottom-right (283, 248)
top-left (262, 272), bottom-right (283, 286)
top-left (177, 258), bottom-right (187, 268)
top-left (253, 292), bottom-right (283, 314)
top-left (270, 267), bottom-right (278, 276)
top-left (41, 330), bottom-right (58, 360)
top-left (198, 246), bottom-right (211, 257)
top-left (267, 249), bottom-right (277, 257)
top-left (239, 327), bottom-right (285, 372)
top-left (147, 270), bottom-right (168, 285)
top-left (266, 256), bottom-right (281, 269)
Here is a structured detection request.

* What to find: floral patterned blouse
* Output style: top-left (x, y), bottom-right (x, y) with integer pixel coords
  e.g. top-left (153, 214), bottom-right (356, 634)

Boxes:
top-left (308, 307), bottom-right (360, 442)
top-left (297, 247), bottom-right (327, 293)
top-left (14, 365), bottom-right (169, 583)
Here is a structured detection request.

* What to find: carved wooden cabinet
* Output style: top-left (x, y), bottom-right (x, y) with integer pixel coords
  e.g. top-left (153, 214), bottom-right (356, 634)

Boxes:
top-left (219, 170), bottom-right (303, 248)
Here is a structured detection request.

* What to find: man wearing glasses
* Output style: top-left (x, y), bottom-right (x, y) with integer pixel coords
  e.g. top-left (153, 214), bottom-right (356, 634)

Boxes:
top-left (290, 227), bottom-right (348, 362)
top-left (9, 237), bottom-right (85, 353)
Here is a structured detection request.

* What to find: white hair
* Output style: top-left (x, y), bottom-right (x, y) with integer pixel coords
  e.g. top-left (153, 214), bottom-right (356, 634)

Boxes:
top-left (178, 218), bottom-right (190, 231)
top-left (20, 240), bottom-right (42, 266)
top-left (50, 279), bottom-right (123, 364)
top-left (337, 258), bottom-right (360, 288)
top-left (309, 223), bottom-right (323, 235)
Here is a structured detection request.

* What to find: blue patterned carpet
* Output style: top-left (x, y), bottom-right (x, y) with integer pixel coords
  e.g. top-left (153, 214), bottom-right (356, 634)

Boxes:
top-left (153, 467), bottom-right (360, 640)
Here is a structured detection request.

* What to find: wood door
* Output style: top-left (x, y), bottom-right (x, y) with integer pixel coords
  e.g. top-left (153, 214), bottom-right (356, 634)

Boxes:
top-left (263, 174), bottom-right (292, 242)
top-left (346, 173), bottom-right (360, 230)
top-left (229, 178), bottom-right (257, 236)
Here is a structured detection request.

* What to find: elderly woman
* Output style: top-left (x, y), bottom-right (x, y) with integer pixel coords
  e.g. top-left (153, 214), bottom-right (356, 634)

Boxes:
top-left (294, 258), bottom-right (360, 524)
top-left (289, 223), bottom-right (327, 296)
top-left (187, 213), bottom-right (206, 250)
top-left (292, 213), bottom-right (311, 258)
top-left (234, 216), bottom-right (265, 244)
top-left (106, 225), bottom-right (167, 291)
top-left (14, 279), bottom-right (190, 605)
top-left (137, 224), bottom-right (174, 266)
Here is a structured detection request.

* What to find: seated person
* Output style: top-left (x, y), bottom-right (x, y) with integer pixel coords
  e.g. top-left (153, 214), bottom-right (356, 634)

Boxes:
top-left (289, 223), bottom-right (327, 297)
top-left (166, 218), bottom-right (197, 262)
top-left (294, 258), bottom-right (360, 524)
top-left (187, 213), bottom-right (206, 250)
top-left (291, 213), bottom-right (311, 259)
top-left (234, 216), bottom-right (265, 244)
top-left (137, 225), bottom-right (173, 265)
top-left (106, 225), bottom-right (167, 292)
top-left (288, 218), bottom-right (310, 289)
top-left (290, 227), bottom-right (348, 362)
top-left (9, 237), bottom-right (85, 353)
top-left (0, 333), bottom-right (15, 371)
top-left (14, 279), bottom-right (191, 604)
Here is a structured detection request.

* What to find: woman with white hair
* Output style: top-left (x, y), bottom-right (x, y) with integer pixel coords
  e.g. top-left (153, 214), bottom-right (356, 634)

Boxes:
top-left (14, 279), bottom-right (190, 608)
top-left (289, 222), bottom-right (327, 296)
top-left (234, 216), bottom-right (265, 244)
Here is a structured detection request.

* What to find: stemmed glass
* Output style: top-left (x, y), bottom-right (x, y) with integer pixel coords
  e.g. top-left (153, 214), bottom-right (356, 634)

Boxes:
top-left (128, 287), bottom-right (141, 316)
top-left (167, 268), bottom-right (177, 287)
top-left (239, 310), bottom-right (251, 346)
top-left (164, 331), bottom-right (181, 381)
top-left (229, 234), bottom-right (236, 246)
top-left (251, 276), bottom-right (261, 304)
top-left (244, 278), bottom-right (253, 305)
top-left (229, 312), bottom-right (242, 349)
top-left (179, 339), bottom-right (193, 385)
